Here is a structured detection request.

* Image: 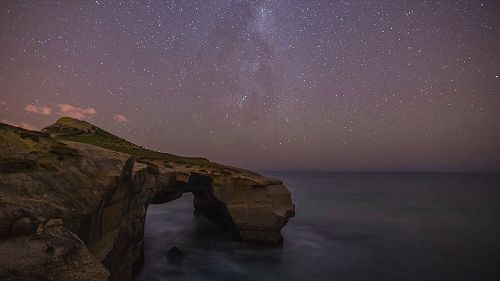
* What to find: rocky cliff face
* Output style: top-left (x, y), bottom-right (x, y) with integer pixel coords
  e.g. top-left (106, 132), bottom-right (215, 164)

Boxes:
top-left (0, 118), bottom-right (294, 281)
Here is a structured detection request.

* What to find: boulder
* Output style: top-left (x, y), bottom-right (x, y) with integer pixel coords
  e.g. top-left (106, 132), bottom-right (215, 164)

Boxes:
top-left (166, 246), bottom-right (185, 263)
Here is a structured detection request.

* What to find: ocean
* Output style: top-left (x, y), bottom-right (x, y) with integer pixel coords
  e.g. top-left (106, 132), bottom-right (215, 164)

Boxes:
top-left (136, 172), bottom-right (500, 281)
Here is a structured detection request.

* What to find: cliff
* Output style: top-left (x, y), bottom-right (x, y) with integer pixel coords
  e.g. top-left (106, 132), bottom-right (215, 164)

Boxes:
top-left (0, 117), bottom-right (295, 281)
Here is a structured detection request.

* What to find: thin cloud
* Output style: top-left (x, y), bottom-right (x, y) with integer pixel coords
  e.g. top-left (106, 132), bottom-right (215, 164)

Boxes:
top-left (25, 104), bottom-right (53, 115)
top-left (2, 119), bottom-right (38, 131)
top-left (113, 113), bottom-right (129, 123)
top-left (57, 104), bottom-right (97, 119)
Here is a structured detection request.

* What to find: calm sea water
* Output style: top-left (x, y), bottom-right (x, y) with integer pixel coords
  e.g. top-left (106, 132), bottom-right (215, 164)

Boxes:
top-left (136, 173), bottom-right (500, 281)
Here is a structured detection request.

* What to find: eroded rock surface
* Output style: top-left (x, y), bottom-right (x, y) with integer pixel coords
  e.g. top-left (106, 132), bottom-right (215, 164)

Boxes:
top-left (0, 118), bottom-right (294, 280)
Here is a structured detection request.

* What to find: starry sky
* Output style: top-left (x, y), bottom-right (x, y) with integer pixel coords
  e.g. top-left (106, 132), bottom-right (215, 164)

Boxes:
top-left (1, 0), bottom-right (499, 172)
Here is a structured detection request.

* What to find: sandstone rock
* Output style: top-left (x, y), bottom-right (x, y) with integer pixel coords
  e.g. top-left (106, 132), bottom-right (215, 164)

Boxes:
top-left (10, 217), bottom-right (36, 236)
top-left (0, 118), bottom-right (295, 280)
top-left (44, 219), bottom-right (64, 229)
top-left (0, 226), bottom-right (109, 281)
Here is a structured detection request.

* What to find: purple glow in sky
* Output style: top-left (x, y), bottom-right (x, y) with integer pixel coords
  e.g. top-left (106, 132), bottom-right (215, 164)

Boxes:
top-left (1, 1), bottom-right (499, 171)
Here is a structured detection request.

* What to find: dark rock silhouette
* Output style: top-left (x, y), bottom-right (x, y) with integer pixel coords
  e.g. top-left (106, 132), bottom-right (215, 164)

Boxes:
top-left (166, 246), bottom-right (185, 263)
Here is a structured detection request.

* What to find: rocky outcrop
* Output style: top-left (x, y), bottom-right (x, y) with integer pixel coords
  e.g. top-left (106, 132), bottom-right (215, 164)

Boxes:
top-left (0, 119), bottom-right (294, 280)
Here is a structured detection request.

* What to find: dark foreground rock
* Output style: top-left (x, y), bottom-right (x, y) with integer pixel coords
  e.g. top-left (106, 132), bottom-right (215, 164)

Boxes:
top-left (166, 246), bottom-right (185, 263)
top-left (0, 118), bottom-right (294, 281)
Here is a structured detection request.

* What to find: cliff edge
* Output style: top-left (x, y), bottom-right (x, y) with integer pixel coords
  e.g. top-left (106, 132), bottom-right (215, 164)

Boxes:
top-left (0, 117), bottom-right (295, 281)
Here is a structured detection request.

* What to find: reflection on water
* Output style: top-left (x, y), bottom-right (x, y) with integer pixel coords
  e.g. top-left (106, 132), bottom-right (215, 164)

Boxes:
top-left (136, 173), bottom-right (500, 281)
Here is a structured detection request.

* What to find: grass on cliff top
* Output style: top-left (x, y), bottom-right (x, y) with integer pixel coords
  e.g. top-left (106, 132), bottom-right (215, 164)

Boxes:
top-left (43, 117), bottom-right (209, 165)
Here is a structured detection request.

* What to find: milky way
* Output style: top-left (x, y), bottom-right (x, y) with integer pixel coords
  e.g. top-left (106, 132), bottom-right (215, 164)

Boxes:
top-left (1, 1), bottom-right (499, 171)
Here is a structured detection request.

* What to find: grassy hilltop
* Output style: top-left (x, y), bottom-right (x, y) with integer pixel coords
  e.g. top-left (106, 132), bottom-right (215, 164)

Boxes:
top-left (42, 117), bottom-right (208, 164)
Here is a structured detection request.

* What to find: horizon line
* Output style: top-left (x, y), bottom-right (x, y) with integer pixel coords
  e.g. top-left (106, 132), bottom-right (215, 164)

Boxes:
top-left (261, 170), bottom-right (500, 174)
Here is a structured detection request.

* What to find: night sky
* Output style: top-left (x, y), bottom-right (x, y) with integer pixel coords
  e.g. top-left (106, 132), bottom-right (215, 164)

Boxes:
top-left (1, 1), bottom-right (499, 172)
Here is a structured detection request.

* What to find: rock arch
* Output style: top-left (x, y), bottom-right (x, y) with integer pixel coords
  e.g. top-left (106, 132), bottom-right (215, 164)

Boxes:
top-left (0, 123), bottom-right (294, 281)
